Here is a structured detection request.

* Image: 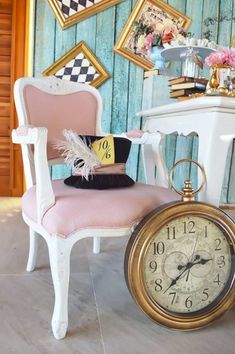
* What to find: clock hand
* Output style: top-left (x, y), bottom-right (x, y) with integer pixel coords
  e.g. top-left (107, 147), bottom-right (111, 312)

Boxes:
top-left (163, 260), bottom-right (195, 293)
top-left (199, 257), bottom-right (213, 265)
top-left (185, 255), bottom-right (200, 282)
top-left (184, 234), bottom-right (200, 281)
top-left (164, 257), bottom-right (213, 293)
top-left (178, 254), bottom-right (200, 270)
top-left (185, 257), bottom-right (213, 281)
top-left (178, 255), bottom-right (213, 270)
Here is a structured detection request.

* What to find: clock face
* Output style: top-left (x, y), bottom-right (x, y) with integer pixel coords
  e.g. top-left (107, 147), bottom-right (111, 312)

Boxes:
top-left (143, 215), bottom-right (233, 315)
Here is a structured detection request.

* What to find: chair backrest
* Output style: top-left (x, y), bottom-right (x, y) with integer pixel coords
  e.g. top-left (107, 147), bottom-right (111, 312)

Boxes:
top-left (14, 76), bottom-right (104, 187)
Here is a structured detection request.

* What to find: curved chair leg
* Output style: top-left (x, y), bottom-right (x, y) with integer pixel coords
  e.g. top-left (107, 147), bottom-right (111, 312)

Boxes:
top-left (47, 237), bottom-right (72, 340)
top-left (26, 228), bottom-right (38, 272)
top-left (93, 237), bottom-right (100, 254)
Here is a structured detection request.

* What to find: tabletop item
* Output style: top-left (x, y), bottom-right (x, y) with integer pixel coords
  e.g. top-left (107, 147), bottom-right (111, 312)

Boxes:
top-left (125, 159), bottom-right (235, 330)
top-left (161, 46), bottom-right (215, 77)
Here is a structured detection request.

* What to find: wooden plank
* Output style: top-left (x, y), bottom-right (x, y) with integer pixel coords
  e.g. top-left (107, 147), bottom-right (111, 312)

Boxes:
top-left (51, 164), bottom-right (71, 180)
top-left (0, 117), bottom-right (9, 136)
top-left (111, 0), bottom-right (132, 134)
top-left (202, 0), bottom-right (220, 41)
top-left (54, 21), bottom-right (76, 60)
top-left (227, 140), bottom-right (235, 203)
top-left (142, 76), bottom-right (154, 110)
top-left (9, 0), bottom-right (26, 196)
top-left (167, 0), bottom-right (187, 77)
top-left (0, 13), bottom-right (11, 34)
top-left (0, 0), bottom-right (12, 14)
top-left (0, 55), bottom-right (10, 75)
top-left (221, 141), bottom-right (233, 204)
top-left (126, 62), bottom-right (144, 180)
top-left (34, 0), bottom-right (56, 76)
top-left (0, 75), bottom-right (10, 96)
top-left (163, 132), bottom-right (177, 178)
top-left (173, 134), bottom-right (194, 191)
top-left (231, 0), bottom-right (235, 46)
top-left (0, 101), bottom-right (10, 116)
top-left (96, 6), bottom-right (116, 133)
top-left (76, 15), bottom-right (97, 52)
top-left (127, 0), bottom-right (144, 170)
top-left (190, 134), bottom-right (199, 193)
top-left (0, 156), bottom-right (10, 175)
top-left (186, 0), bottom-right (203, 39)
top-left (200, 0), bottom-right (220, 78)
top-left (0, 176), bottom-right (10, 195)
top-left (0, 34), bottom-right (11, 55)
top-left (217, 0), bottom-right (233, 47)
top-left (0, 136), bottom-right (10, 177)
top-left (0, 136), bottom-right (10, 156)
top-left (152, 75), bottom-right (174, 107)
top-left (168, 0), bottom-right (186, 13)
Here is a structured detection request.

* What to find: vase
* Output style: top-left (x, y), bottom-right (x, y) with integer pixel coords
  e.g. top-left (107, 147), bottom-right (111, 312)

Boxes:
top-left (149, 46), bottom-right (165, 70)
top-left (206, 64), bottom-right (234, 96)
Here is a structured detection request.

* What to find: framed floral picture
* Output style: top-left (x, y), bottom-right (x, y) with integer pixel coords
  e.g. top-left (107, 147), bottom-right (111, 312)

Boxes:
top-left (42, 41), bottom-right (109, 88)
top-left (48, 0), bottom-right (123, 29)
top-left (113, 0), bottom-right (191, 70)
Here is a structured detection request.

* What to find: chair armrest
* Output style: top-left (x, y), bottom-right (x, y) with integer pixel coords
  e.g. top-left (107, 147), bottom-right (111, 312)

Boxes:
top-left (12, 125), bottom-right (38, 144)
top-left (120, 130), bottom-right (149, 145)
top-left (119, 129), bottom-right (168, 188)
top-left (12, 126), bottom-right (55, 223)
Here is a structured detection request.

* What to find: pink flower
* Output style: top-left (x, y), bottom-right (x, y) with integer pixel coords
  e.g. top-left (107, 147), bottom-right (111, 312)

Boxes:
top-left (228, 48), bottom-right (235, 66)
top-left (205, 47), bottom-right (235, 67)
top-left (144, 33), bottom-right (153, 50)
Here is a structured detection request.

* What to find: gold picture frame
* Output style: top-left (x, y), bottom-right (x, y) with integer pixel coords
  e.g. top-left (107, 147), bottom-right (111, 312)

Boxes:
top-left (113, 0), bottom-right (191, 70)
top-left (42, 41), bottom-right (109, 88)
top-left (48, 0), bottom-right (123, 29)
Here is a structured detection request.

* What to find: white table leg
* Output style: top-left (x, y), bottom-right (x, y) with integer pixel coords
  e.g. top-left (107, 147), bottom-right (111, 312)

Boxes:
top-left (197, 134), bottom-right (232, 206)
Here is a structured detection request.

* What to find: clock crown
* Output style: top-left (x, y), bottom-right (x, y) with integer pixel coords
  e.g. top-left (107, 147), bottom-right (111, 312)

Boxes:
top-left (182, 179), bottom-right (194, 202)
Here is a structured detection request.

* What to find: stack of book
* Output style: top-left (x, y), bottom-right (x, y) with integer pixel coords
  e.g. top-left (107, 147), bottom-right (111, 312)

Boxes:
top-left (168, 76), bottom-right (208, 99)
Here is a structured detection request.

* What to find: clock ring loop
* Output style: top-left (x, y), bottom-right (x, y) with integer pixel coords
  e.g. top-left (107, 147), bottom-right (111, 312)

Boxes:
top-left (169, 158), bottom-right (207, 197)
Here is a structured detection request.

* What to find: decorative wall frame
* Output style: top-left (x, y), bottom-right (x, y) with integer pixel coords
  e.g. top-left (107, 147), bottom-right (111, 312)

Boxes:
top-left (42, 41), bottom-right (109, 88)
top-left (113, 0), bottom-right (191, 70)
top-left (48, 0), bottom-right (123, 29)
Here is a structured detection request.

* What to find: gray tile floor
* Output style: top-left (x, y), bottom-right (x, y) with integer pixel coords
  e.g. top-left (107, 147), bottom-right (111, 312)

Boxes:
top-left (0, 197), bottom-right (235, 354)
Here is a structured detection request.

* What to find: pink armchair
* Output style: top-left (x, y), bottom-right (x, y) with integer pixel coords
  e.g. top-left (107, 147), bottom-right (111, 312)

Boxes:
top-left (12, 76), bottom-right (177, 339)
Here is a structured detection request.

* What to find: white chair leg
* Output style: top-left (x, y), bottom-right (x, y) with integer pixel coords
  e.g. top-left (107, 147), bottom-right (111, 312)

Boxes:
top-left (26, 228), bottom-right (38, 272)
top-left (93, 237), bottom-right (100, 254)
top-left (47, 237), bottom-right (72, 340)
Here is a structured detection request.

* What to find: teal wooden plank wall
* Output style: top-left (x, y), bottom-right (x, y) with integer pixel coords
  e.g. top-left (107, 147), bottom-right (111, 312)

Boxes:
top-left (33, 0), bottom-right (235, 203)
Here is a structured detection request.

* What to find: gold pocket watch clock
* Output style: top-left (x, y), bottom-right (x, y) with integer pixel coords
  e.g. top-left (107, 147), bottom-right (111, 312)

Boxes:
top-left (125, 159), bottom-right (235, 330)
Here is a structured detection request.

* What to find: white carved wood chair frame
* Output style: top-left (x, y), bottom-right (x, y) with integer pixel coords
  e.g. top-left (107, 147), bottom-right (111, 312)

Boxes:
top-left (12, 76), bottom-right (170, 339)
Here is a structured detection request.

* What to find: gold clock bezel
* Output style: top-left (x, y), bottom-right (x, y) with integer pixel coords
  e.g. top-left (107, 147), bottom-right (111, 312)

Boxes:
top-left (125, 201), bottom-right (235, 330)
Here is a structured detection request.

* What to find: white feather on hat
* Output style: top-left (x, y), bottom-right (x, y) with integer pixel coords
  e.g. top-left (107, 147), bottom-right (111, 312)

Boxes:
top-left (54, 129), bottom-right (100, 180)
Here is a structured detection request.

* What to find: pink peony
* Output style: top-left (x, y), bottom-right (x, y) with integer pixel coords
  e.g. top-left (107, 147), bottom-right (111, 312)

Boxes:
top-left (144, 33), bottom-right (153, 50)
top-left (228, 48), bottom-right (235, 66)
top-left (205, 47), bottom-right (235, 67)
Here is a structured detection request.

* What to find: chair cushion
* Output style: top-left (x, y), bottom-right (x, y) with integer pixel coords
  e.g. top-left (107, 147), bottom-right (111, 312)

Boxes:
top-left (22, 180), bottom-right (178, 238)
top-left (64, 135), bottom-right (135, 190)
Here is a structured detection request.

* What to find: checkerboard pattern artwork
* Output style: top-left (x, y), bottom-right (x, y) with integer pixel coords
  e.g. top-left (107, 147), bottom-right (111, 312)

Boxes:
top-left (54, 52), bottom-right (99, 84)
top-left (57, 0), bottom-right (102, 17)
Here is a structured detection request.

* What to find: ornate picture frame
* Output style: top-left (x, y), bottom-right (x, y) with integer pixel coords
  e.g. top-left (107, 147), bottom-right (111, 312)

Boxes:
top-left (42, 41), bottom-right (109, 88)
top-left (113, 0), bottom-right (191, 70)
top-left (48, 0), bottom-right (123, 29)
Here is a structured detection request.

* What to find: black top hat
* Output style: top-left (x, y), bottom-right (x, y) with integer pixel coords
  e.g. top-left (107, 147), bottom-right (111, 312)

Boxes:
top-left (64, 135), bottom-right (135, 190)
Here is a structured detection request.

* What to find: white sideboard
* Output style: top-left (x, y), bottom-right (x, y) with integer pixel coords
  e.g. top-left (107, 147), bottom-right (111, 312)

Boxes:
top-left (138, 96), bottom-right (235, 207)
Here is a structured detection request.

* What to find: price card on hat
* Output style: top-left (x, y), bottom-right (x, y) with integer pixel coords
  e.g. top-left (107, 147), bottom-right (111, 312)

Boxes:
top-left (92, 135), bottom-right (115, 165)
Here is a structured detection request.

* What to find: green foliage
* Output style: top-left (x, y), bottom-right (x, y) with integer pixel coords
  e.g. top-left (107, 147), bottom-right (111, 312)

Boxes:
top-left (133, 20), bottom-right (152, 40)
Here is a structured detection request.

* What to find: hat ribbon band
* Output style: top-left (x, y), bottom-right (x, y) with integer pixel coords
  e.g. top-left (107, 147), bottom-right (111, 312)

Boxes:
top-left (74, 163), bottom-right (126, 176)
